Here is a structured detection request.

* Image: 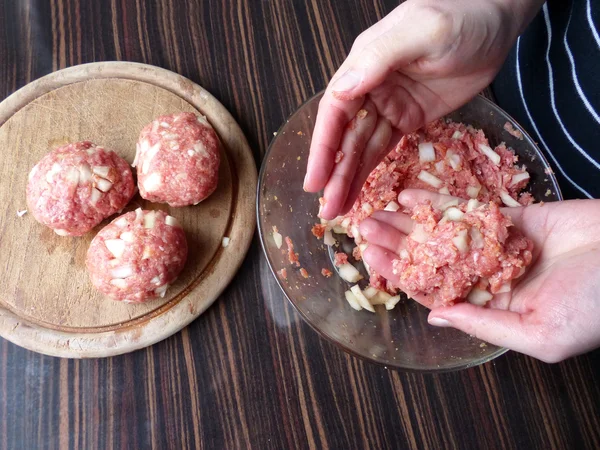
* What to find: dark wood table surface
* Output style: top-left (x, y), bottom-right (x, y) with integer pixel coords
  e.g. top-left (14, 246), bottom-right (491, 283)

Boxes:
top-left (1, 1), bottom-right (599, 449)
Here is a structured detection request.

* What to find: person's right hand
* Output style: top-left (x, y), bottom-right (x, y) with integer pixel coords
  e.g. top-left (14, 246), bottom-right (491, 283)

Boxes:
top-left (359, 190), bottom-right (600, 363)
top-left (305, 0), bottom-right (544, 220)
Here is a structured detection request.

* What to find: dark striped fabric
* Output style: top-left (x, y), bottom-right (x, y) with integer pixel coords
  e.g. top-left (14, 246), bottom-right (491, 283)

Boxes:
top-left (493, 0), bottom-right (600, 199)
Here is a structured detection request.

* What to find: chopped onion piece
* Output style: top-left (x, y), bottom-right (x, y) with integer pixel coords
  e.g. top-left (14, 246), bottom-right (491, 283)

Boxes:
top-left (151, 276), bottom-right (161, 285)
top-left (120, 231), bottom-right (134, 242)
top-left (66, 168), bottom-right (80, 185)
top-left (143, 172), bottom-right (162, 192)
top-left (135, 208), bottom-right (143, 222)
top-left (467, 287), bottom-right (493, 306)
top-left (79, 164), bottom-right (92, 182)
top-left (363, 286), bottom-right (379, 299)
top-left (466, 185), bottom-right (481, 199)
top-left (344, 290), bottom-right (362, 311)
top-left (350, 225), bottom-right (362, 244)
top-left (272, 228), bottom-right (283, 248)
top-left (452, 229), bottom-right (469, 253)
top-left (54, 229), bottom-right (69, 236)
top-left (332, 225), bottom-right (347, 234)
top-left (96, 178), bottom-right (113, 193)
top-left (438, 187), bottom-right (450, 195)
top-left (341, 218), bottom-right (351, 229)
top-left (323, 229), bottom-right (335, 246)
top-left (165, 215), bottom-right (179, 227)
top-left (399, 249), bottom-right (410, 260)
top-left (434, 161), bottom-right (445, 174)
top-left (467, 199), bottom-right (484, 212)
top-left (440, 199), bottom-right (460, 211)
top-left (385, 295), bottom-right (401, 310)
top-left (452, 130), bottom-right (463, 139)
top-left (496, 282), bottom-right (512, 293)
top-left (469, 227), bottom-right (484, 249)
top-left (105, 239), bottom-right (126, 258)
top-left (510, 172), bottom-right (530, 186)
top-left (444, 207), bottom-right (464, 221)
top-left (500, 191), bottom-right (521, 208)
top-left (384, 201), bottom-right (400, 212)
top-left (144, 211), bottom-right (157, 228)
top-left (447, 151), bottom-right (461, 170)
top-left (350, 285), bottom-right (375, 312)
top-left (17, 209), bottom-right (27, 217)
top-left (359, 244), bottom-right (371, 273)
top-left (45, 163), bottom-right (62, 183)
top-left (371, 291), bottom-right (393, 305)
top-left (110, 265), bottom-right (134, 279)
top-left (417, 170), bottom-right (443, 188)
top-left (478, 143), bottom-right (501, 165)
top-left (361, 203), bottom-right (373, 215)
top-left (155, 284), bottom-right (169, 298)
top-left (92, 166), bottom-right (110, 178)
top-left (110, 279), bottom-right (128, 289)
top-left (142, 246), bottom-right (152, 260)
top-left (418, 142), bottom-right (436, 163)
top-left (338, 263), bottom-right (363, 283)
top-left (222, 237), bottom-right (230, 247)
top-left (410, 224), bottom-right (429, 244)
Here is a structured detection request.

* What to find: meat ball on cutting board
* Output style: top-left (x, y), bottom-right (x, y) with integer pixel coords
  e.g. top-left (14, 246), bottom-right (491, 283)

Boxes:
top-left (86, 209), bottom-right (188, 303)
top-left (134, 112), bottom-right (221, 207)
top-left (26, 141), bottom-right (135, 236)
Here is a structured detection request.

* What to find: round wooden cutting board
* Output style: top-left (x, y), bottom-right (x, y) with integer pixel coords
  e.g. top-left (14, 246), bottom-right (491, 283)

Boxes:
top-left (0, 62), bottom-right (257, 358)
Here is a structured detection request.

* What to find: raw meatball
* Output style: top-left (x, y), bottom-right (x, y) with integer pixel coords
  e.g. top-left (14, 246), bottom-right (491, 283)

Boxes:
top-left (392, 200), bottom-right (533, 308)
top-left (26, 141), bottom-right (135, 236)
top-left (86, 209), bottom-right (188, 303)
top-left (134, 112), bottom-right (221, 207)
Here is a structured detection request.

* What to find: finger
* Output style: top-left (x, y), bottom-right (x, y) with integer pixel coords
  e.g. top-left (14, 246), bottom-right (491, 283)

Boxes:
top-left (369, 210), bottom-right (414, 234)
top-left (397, 189), bottom-right (464, 210)
top-left (359, 217), bottom-right (408, 255)
top-left (427, 303), bottom-right (536, 355)
top-left (320, 101), bottom-right (378, 219)
top-left (362, 244), bottom-right (433, 308)
top-left (304, 94), bottom-right (364, 192)
top-left (340, 124), bottom-right (400, 214)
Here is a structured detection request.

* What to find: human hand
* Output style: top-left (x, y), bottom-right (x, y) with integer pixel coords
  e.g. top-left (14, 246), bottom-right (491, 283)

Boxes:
top-left (359, 189), bottom-right (600, 363)
top-left (305, 0), bottom-right (543, 220)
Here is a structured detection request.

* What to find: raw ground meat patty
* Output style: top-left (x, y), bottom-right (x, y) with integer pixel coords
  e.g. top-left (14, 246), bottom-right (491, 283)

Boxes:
top-left (392, 200), bottom-right (533, 308)
top-left (26, 141), bottom-right (135, 236)
top-left (134, 112), bottom-right (221, 207)
top-left (86, 209), bottom-right (188, 302)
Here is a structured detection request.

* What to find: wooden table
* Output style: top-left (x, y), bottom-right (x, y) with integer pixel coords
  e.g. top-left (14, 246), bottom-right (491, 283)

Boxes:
top-left (1, 1), bottom-right (599, 449)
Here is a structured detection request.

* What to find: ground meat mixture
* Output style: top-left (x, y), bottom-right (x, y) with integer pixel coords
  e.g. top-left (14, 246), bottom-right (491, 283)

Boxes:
top-left (134, 112), bottom-right (221, 207)
top-left (321, 268), bottom-right (333, 278)
top-left (26, 141), bottom-right (135, 236)
top-left (339, 119), bottom-right (532, 234)
top-left (504, 121), bottom-right (524, 140)
top-left (86, 209), bottom-right (188, 302)
top-left (285, 236), bottom-right (300, 266)
top-left (392, 201), bottom-right (533, 307)
top-left (334, 252), bottom-right (348, 266)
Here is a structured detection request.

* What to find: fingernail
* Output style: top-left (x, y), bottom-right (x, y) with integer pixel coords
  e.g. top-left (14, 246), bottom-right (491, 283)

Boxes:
top-left (332, 70), bottom-right (361, 93)
top-left (428, 317), bottom-right (451, 327)
top-left (303, 174), bottom-right (308, 190)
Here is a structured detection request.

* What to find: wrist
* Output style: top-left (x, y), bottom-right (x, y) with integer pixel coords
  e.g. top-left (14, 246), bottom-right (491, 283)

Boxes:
top-left (493, 0), bottom-right (545, 38)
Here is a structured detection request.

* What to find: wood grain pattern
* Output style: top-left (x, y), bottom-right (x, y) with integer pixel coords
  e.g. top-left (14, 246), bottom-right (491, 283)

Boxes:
top-left (0, 63), bottom-right (257, 357)
top-left (0, 0), bottom-right (599, 449)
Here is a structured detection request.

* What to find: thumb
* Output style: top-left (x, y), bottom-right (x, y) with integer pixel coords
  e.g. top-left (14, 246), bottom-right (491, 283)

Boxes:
top-left (428, 303), bottom-right (535, 356)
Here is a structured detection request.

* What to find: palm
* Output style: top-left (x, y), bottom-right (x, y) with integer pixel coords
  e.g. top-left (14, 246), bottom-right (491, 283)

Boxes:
top-left (360, 190), bottom-right (600, 361)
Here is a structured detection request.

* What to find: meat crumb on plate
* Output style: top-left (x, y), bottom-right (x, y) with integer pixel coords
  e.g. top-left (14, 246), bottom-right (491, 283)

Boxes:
top-left (321, 268), bottom-right (333, 278)
top-left (300, 268), bottom-right (309, 278)
top-left (285, 236), bottom-right (300, 266)
top-left (334, 252), bottom-right (348, 266)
